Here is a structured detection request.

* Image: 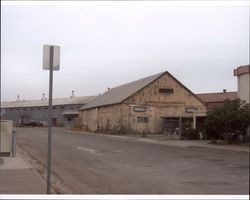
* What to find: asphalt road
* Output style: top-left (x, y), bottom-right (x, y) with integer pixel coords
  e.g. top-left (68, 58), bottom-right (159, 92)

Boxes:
top-left (16, 127), bottom-right (249, 194)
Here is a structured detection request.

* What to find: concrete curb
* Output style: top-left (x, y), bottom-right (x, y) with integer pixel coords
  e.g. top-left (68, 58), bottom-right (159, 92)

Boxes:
top-left (17, 145), bottom-right (74, 194)
top-left (16, 146), bottom-right (48, 192)
top-left (68, 130), bottom-right (249, 153)
top-left (187, 144), bottom-right (249, 153)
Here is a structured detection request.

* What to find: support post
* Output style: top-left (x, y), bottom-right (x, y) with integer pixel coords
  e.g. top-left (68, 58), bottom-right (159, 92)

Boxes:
top-left (47, 46), bottom-right (54, 194)
top-left (193, 114), bottom-right (196, 129)
top-left (179, 117), bottom-right (182, 137)
top-left (12, 130), bottom-right (16, 157)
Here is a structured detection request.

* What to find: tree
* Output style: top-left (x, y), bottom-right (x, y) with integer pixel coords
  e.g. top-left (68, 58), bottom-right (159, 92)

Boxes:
top-left (204, 99), bottom-right (250, 142)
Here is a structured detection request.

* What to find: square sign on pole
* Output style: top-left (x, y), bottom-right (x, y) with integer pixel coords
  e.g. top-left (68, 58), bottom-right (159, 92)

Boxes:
top-left (43, 45), bottom-right (60, 70)
top-left (43, 44), bottom-right (60, 194)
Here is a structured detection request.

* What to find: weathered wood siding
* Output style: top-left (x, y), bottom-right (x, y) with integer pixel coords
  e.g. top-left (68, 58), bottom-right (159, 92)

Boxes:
top-left (98, 104), bottom-right (123, 131)
top-left (81, 108), bottom-right (98, 131)
top-left (80, 73), bottom-right (206, 133)
top-left (123, 73), bottom-right (205, 113)
top-left (121, 73), bottom-right (206, 133)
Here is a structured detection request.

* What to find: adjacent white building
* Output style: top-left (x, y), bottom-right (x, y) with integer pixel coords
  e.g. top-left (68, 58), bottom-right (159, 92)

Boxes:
top-left (234, 65), bottom-right (250, 103)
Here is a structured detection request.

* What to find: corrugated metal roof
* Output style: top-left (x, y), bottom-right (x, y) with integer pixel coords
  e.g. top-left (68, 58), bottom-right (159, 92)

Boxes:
top-left (80, 72), bottom-right (163, 110)
top-left (196, 92), bottom-right (238, 103)
top-left (80, 71), bottom-right (205, 110)
top-left (1, 96), bottom-right (96, 108)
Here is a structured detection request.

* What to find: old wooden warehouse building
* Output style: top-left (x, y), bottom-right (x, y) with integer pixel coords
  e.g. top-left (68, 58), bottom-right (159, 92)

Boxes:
top-left (79, 71), bottom-right (206, 134)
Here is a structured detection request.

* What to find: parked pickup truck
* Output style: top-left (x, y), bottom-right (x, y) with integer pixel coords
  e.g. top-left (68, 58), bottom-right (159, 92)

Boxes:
top-left (21, 120), bottom-right (44, 127)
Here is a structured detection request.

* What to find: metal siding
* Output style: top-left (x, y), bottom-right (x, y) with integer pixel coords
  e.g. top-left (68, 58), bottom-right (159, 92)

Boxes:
top-left (1, 104), bottom-right (83, 126)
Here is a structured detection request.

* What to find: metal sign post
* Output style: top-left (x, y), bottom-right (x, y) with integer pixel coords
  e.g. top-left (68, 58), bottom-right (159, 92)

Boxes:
top-left (47, 46), bottom-right (53, 194)
top-left (43, 45), bottom-right (60, 194)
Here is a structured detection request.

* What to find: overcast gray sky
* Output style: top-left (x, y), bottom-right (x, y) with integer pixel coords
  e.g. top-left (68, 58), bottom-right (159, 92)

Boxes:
top-left (1, 1), bottom-right (249, 101)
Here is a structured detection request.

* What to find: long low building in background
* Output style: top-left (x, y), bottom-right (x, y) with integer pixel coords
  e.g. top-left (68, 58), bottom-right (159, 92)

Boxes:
top-left (0, 96), bottom-right (96, 127)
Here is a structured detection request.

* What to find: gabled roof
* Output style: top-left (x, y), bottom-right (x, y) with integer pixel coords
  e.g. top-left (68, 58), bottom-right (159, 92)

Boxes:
top-left (196, 92), bottom-right (238, 103)
top-left (80, 72), bottom-right (163, 110)
top-left (80, 71), bottom-right (205, 110)
top-left (1, 96), bottom-right (96, 108)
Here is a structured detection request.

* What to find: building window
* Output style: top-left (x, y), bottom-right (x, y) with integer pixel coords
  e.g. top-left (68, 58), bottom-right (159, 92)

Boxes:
top-left (134, 106), bottom-right (147, 112)
top-left (159, 88), bottom-right (174, 94)
top-left (30, 108), bottom-right (33, 110)
top-left (37, 107), bottom-right (41, 110)
top-left (61, 106), bottom-right (65, 109)
top-left (137, 117), bottom-right (148, 123)
top-left (186, 107), bottom-right (198, 113)
top-left (53, 106), bottom-right (56, 109)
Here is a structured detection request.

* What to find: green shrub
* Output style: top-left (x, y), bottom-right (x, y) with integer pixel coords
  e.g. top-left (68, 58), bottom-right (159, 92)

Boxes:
top-left (181, 128), bottom-right (199, 140)
top-left (204, 99), bottom-right (250, 141)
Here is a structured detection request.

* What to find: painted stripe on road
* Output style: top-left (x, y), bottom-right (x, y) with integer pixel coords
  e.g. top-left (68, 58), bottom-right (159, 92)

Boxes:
top-left (76, 147), bottom-right (97, 154)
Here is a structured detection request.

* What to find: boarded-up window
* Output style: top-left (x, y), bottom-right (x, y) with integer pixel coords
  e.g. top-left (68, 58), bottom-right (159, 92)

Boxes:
top-left (186, 107), bottom-right (198, 113)
top-left (137, 117), bottom-right (148, 123)
top-left (134, 106), bottom-right (146, 112)
top-left (159, 88), bottom-right (174, 94)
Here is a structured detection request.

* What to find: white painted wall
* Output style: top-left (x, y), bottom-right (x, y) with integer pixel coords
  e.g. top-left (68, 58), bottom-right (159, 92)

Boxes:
top-left (238, 73), bottom-right (250, 103)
